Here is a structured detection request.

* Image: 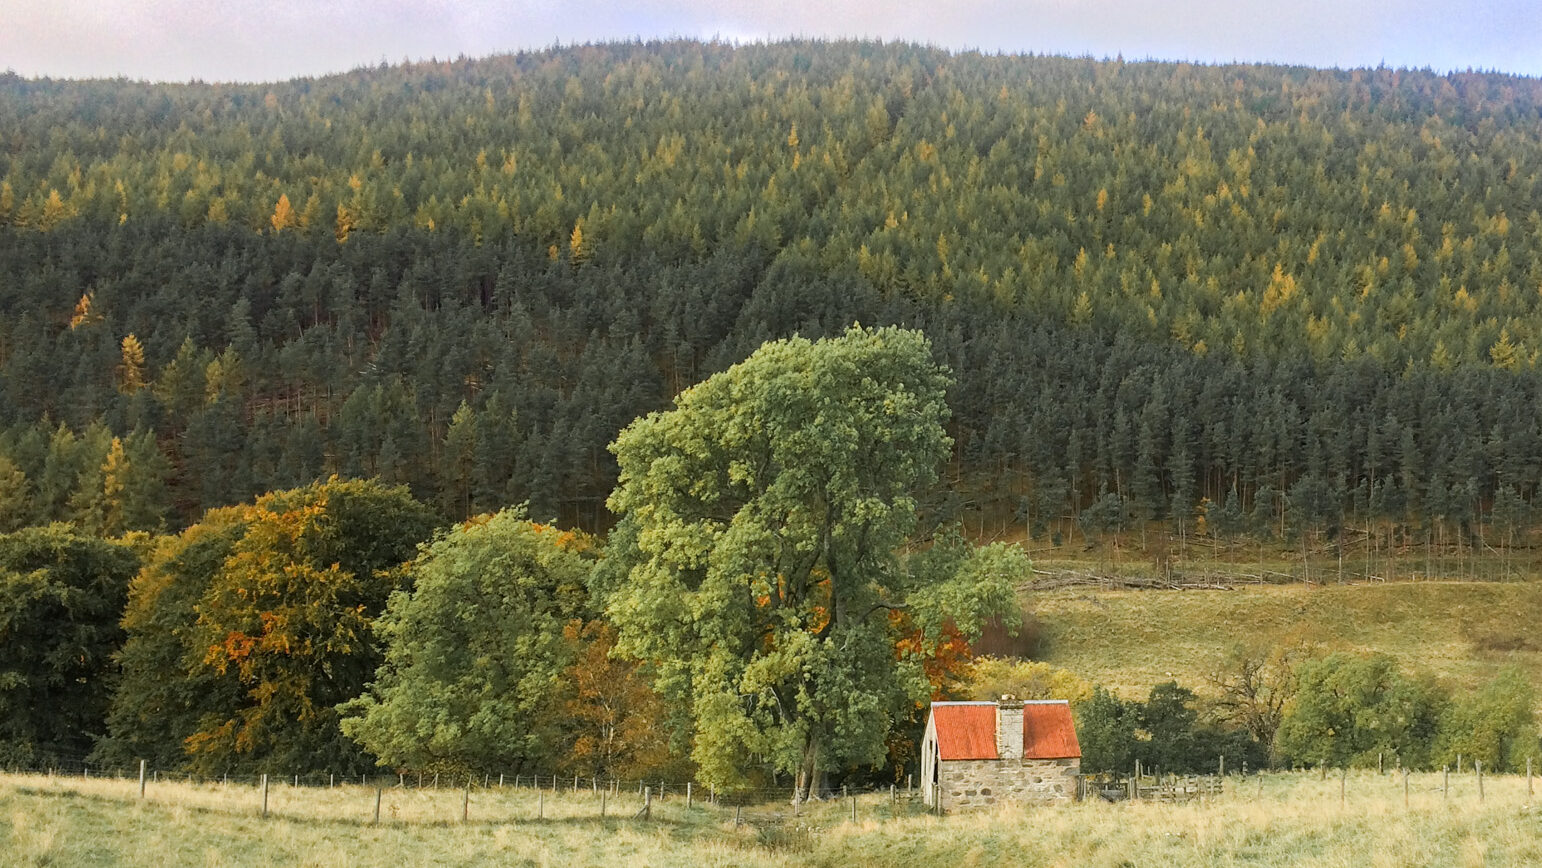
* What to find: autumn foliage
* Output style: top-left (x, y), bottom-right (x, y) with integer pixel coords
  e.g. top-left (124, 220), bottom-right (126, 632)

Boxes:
top-left (103, 478), bottom-right (434, 774)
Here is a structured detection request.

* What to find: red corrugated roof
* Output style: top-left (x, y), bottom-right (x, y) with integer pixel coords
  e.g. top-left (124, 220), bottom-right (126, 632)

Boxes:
top-left (1023, 702), bottom-right (1081, 759)
top-left (931, 701), bottom-right (1081, 760)
top-left (932, 704), bottom-right (999, 760)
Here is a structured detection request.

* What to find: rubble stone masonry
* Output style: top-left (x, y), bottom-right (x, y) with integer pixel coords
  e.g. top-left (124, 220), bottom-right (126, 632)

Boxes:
top-left (939, 757), bottom-right (1079, 810)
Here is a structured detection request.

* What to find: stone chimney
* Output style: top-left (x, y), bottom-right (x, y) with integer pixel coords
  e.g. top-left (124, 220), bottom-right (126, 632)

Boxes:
top-left (996, 696), bottom-right (1024, 761)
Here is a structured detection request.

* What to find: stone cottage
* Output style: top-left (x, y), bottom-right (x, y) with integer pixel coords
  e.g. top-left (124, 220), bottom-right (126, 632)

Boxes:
top-left (920, 698), bottom-right (1081, 811)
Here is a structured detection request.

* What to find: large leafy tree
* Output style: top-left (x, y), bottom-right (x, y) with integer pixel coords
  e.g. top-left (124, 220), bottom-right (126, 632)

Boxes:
top-left (110, 478), bottom-right (438, 775)
top-left (0, 526), bottom-right (140, 766)
top-left (340, 510), bottom-right (592, 773)
top-left (605, 325), bottom-right (1020, 794)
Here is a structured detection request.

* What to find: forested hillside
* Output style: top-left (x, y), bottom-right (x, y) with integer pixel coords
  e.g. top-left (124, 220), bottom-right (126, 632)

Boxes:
top-left (4, 41), bottom-right (1542, 542)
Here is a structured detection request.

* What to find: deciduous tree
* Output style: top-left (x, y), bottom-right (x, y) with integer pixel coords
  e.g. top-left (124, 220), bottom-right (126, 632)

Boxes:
top-left (341, 510), bottom-right (592, 773)
top-left (605, 326), bottom-right (1019, 795)
top-left (0, 526), bottom-right (139, 765)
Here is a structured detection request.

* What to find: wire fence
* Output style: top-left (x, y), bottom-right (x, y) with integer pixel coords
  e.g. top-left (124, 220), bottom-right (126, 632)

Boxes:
top-left (1, 753), bottom-right (935, 825)
top-left (7, 755), bottom-right (1534, 826)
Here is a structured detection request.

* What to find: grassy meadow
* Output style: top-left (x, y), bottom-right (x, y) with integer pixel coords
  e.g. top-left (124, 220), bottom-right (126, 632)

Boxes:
top-left (4, 769), bottom-right (1542, 867)
top-left (1024, 577), bottom-right (1542, 699)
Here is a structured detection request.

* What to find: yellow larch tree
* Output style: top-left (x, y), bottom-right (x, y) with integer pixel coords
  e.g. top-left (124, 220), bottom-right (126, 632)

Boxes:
top-left (269, 194), bottom-right (296, 233)
top-left (119, 335), bottom-right (147, 392)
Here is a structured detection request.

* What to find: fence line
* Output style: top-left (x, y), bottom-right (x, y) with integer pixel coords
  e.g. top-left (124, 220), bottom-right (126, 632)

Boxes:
top-left (5, 760), bottom-right (1533, 828)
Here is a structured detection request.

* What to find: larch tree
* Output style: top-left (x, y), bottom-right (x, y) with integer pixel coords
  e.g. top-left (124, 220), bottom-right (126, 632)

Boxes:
top-left (604, 325), bottom-right (1020, 797)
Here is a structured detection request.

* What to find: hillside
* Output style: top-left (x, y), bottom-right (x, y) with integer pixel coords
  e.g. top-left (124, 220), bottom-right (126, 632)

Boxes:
top-left (3, 41), bottom-right (1542, 542)
top-left (1030, 580), bottom-right (1542, 700)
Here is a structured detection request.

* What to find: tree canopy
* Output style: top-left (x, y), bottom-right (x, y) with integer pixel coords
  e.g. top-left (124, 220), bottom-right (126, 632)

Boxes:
top-left (102, 478), bottom-right (435, 775)
top-left (0, 526), bottom-right (140, 765)
top-left (605, 325), bottom-right (1019, 792)
top-left (341, 509), bottom-right (593, 773)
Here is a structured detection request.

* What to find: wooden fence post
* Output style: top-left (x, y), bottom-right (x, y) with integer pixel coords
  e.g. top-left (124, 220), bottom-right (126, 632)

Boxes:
top-left (1443, 766), bottom-right (1449, 799)
top-left (1218, 755), bottom-right (1224, 778)
top-left (601, 789), bottom-right (607, 818)
top-left (644, 786), bottom-right (652, 819)
top-left (261, 774), bottom-right (269, 819)
top-left (373, 787), bottom-right (382, 824)
top-left (1477, 761), bottom-right (1484, 801)
top-left (139, 760), bottom-right (146, 798)
top-left (1402, 768), bottom-right (1409, 807)
top-left (538, 789), bottom-right (544, 819)
top-left (686, 782), bottom-right (692, 808)
top-left (1340, 767), bottom-right (1346, 805)
top-left (463, 777), bottom-right (470, 822)
top-left (1378, 752), bottom-right (1384, 775)
top-left (850, 794), bottom-right (856, 823)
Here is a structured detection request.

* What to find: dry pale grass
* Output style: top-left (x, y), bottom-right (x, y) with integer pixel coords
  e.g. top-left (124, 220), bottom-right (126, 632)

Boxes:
top-left (4, 770), bottom-right (1541, 866)
top-left (0, 772), bottom-right (793, 867)
top-left (810, 770), bottom-right (1542, 868)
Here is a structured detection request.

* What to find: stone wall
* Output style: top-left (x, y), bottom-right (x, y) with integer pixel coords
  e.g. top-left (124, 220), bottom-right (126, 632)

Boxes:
top-left (938, 757), bottom-right (1079, 811)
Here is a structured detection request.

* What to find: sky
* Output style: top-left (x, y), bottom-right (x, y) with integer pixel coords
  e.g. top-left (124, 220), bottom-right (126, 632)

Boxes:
top-left (3, 0), bottom-right (1540, 83)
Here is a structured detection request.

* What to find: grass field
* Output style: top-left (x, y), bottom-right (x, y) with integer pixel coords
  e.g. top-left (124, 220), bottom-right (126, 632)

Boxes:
top-left (5, 770), bottom-right (1542, 867)
top-left (1027, 579), bottom-right (1542, 700)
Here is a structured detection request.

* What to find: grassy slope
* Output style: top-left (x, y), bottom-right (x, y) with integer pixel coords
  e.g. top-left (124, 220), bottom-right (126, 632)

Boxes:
top-left (1029, 580), bottom-right (1542, 699)
top-left (6, 772), bottom-right (1542, 867)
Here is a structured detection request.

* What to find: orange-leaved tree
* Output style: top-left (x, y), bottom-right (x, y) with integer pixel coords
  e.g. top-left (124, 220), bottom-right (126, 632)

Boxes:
top-left (173, 478), bottom-right (435, 775)
top-left (556, 620), bottom-right (683, 781)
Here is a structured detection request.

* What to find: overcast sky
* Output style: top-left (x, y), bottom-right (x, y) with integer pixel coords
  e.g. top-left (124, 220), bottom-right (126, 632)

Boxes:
top-left (3, 0), bottom-right (1539, 83)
